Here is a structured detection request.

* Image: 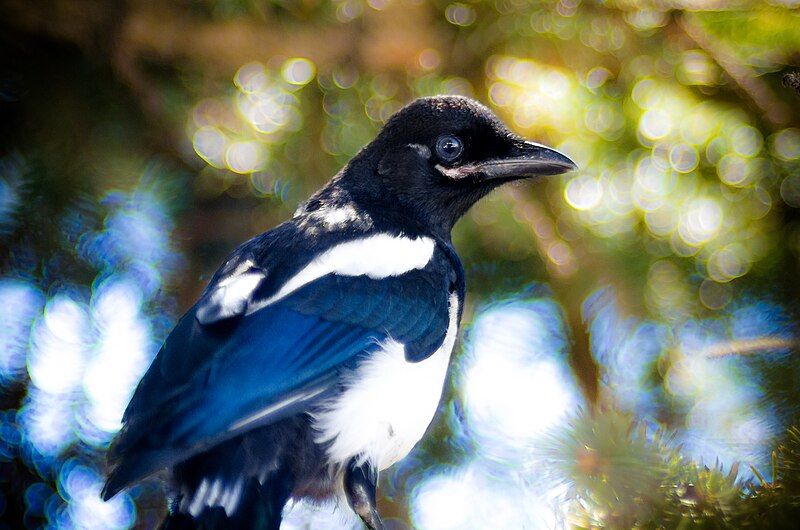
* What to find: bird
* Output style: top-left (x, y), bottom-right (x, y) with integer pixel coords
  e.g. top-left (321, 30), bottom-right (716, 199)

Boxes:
top-left (102, 95), bottom-right (576, 530)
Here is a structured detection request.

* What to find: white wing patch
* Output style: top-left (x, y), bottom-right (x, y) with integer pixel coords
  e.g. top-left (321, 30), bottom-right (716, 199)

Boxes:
top-left (247, 234), bottom-right (436, 313)
top-left (227, 385), bottom-right (329, 432)
top-left (311, 293), bottom-right (459, 471)
top-left (196, 260), bottom-right (265, 325)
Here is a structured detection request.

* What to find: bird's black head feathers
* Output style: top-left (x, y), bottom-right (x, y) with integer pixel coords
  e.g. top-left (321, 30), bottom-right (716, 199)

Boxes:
top-left (308, 95), bottom-right (576, 238)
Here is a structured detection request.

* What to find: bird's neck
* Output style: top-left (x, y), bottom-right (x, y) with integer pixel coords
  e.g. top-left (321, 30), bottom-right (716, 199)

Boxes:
top-left (310, 176), bottom-right (454, 243)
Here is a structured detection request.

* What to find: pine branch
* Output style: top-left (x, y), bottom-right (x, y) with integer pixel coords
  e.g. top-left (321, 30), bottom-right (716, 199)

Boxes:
top-left (544, 409), bottom-right (800, 528)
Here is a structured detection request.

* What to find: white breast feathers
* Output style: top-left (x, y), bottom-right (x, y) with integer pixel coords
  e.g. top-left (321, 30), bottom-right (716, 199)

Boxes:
top-left (312, 292), bottom-right (460, 471)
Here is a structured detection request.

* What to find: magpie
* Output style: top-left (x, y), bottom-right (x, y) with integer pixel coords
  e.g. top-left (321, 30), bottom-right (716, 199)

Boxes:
top-left (102, 95), bottom-right (576, 530)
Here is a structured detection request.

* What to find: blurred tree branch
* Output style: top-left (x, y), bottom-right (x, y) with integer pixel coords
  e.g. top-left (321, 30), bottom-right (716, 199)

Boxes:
top-left (702, 337), bottom-right (798, 358)
top-left (678, 13), bottom-right (795, 128)
top-left (503, 187), bottom-right (600, 406)
top-left (1, 0), bottom-right (443, 148)
top-left (2, 1), bottom-right (358, 68)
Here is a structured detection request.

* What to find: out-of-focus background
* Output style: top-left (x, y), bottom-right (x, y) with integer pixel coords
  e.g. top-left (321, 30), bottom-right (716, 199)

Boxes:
top-left (1, 1), bottom-right (800, 528)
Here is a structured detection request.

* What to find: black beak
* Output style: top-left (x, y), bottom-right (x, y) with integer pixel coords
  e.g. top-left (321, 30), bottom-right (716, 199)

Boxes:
top-left (475, 141), bottom-right (577, 180)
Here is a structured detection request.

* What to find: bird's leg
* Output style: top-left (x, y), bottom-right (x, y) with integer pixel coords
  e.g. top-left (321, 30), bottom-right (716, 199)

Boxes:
top-left (344, 458), bottom-right (385, 530)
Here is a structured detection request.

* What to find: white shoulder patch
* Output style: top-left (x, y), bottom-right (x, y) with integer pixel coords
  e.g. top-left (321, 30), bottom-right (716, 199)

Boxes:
top-left (196, 260), bottom-right (265, 325)
top-left (248, 234), bottom-right (435, 312)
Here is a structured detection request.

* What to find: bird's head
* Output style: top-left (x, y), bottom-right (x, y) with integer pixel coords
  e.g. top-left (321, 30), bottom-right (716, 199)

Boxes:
top-left (344, 95), bottom-right (577, 237)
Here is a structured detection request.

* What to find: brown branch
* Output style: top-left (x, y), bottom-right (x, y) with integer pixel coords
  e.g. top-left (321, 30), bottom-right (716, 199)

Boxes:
top-left (116, 5), bottom-right (359, 72)
top-left (2, 0), bottom-right (443, 74)
top-left (702, 337), bottom-right (797, 358)
top-left (2, 0), bottom-right (449, 155)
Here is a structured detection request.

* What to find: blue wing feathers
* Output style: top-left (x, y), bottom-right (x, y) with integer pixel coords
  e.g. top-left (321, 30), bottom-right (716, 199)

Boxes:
top-left (106, 244), bottom-right (459, 498)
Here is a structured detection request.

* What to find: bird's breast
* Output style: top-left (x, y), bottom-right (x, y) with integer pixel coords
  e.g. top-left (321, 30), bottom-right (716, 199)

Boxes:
top-left (311, 293), bottom-right (459, 471)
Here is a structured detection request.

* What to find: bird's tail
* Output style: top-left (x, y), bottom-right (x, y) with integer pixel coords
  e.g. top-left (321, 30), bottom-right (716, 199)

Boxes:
top-left (158, 475), bottom-right (291, 530)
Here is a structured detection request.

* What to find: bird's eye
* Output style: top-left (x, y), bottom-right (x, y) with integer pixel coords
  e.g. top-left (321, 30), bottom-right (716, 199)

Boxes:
top-left (435, 135), bottom-right (464, 163)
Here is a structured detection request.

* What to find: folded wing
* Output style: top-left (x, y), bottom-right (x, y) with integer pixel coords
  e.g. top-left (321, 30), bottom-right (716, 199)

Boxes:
top-left (103, 263), bottom-right (451, 499)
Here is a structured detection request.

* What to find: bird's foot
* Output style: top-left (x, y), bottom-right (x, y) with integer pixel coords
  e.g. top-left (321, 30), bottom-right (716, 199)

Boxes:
top-left (343, 458), bottom-right (385, 530)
